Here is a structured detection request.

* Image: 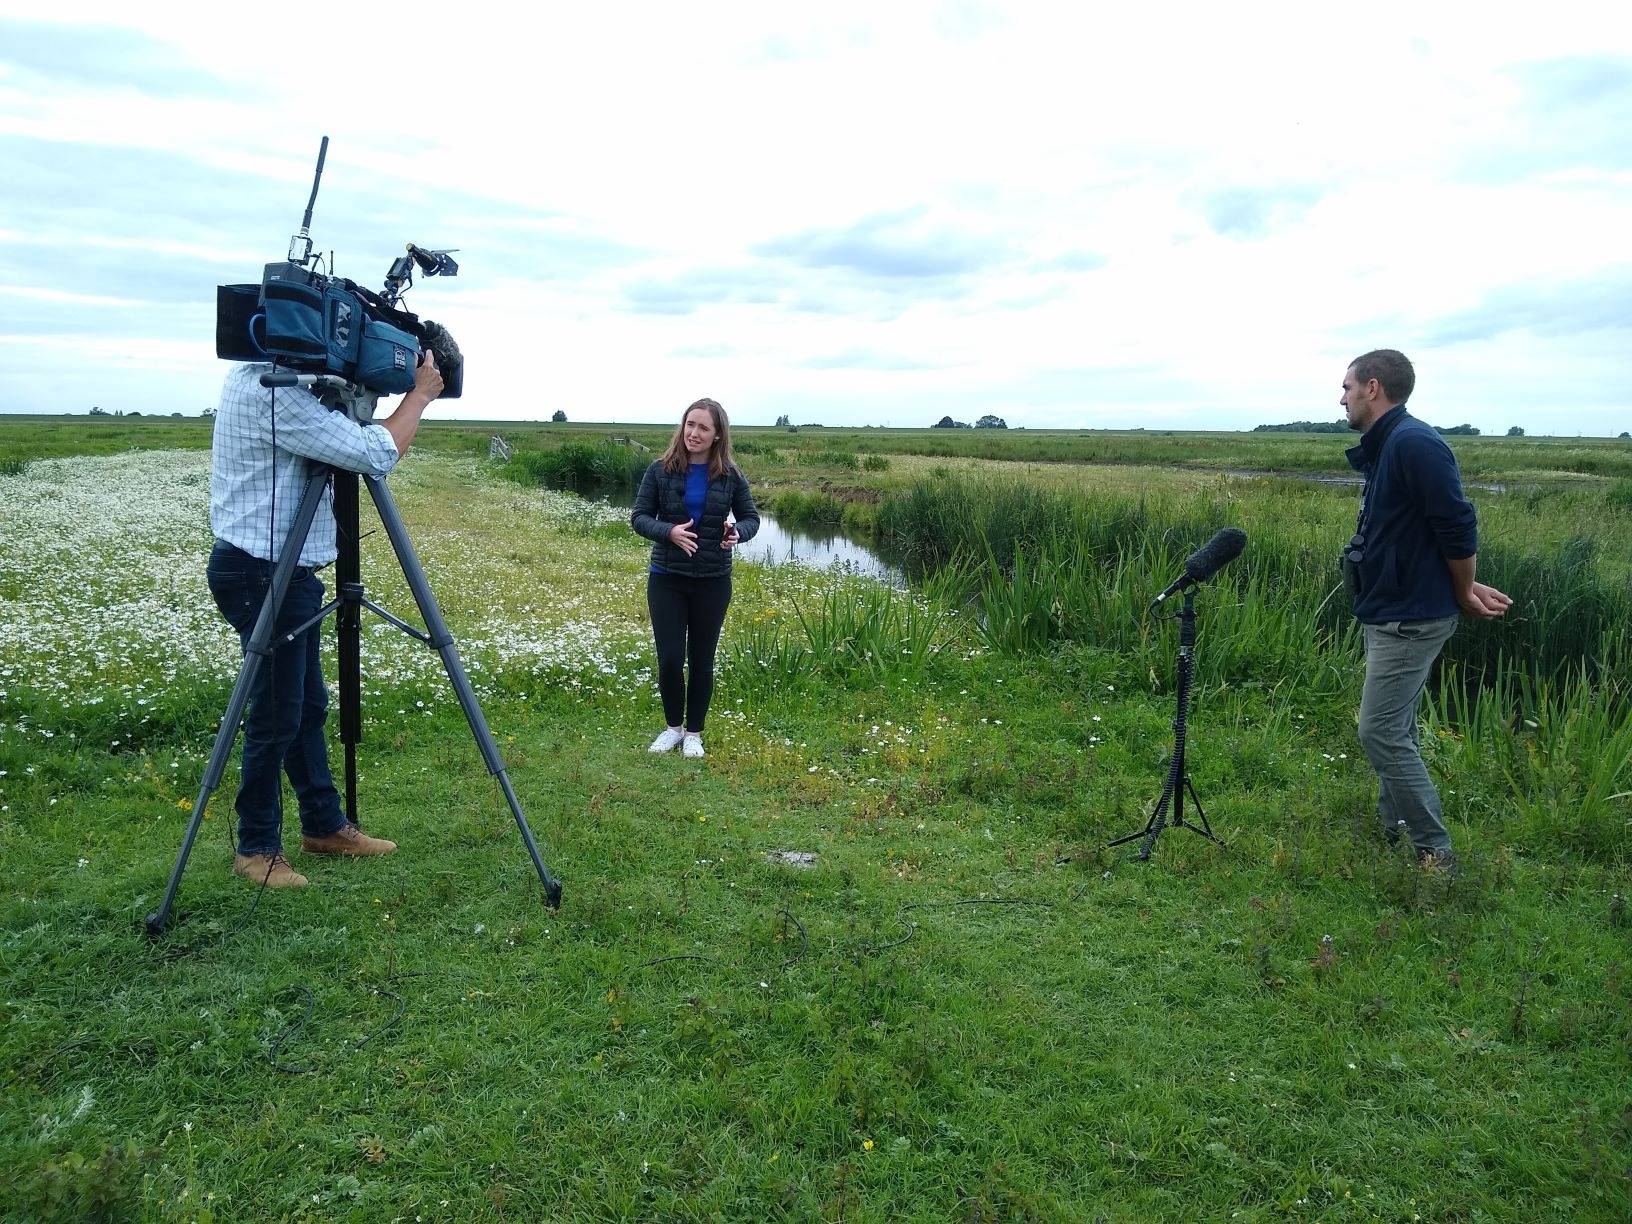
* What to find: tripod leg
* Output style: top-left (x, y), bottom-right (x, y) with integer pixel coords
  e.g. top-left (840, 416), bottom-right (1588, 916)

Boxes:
top-left (1107, 769), bottom-right (1176, 850)
top-left (1107, 591), bottom-right (1223, 861)
top-left (333, 470), bottom-right (363, 827)
top-left (1110, 612), bottom-right (1192, 857)
top-left (146, 471), bottom-right (332, 939)
top-left (1137, 768), bottom-right (1179, 861)
top-left (1181, 775), bottom-right (1226, 847)
top-left (362, 475), bottom-right (564, 909)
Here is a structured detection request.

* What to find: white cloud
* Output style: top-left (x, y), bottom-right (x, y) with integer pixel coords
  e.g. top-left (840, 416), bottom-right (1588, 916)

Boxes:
top-left (0, 0), bottom-right (1628, 433)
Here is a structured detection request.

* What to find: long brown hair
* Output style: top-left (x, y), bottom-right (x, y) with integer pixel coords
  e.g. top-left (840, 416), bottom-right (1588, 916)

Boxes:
top-left (659, 397), bottom-right (734, 479)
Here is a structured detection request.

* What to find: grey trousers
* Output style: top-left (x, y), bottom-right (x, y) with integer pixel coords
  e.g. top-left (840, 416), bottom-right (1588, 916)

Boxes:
top-left (1358, 617), bottom-right (1460, 856)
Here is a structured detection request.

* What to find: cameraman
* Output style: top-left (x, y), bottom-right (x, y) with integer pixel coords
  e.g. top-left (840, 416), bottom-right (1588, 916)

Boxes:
top-left (206, 353), bottom-right (443, 888)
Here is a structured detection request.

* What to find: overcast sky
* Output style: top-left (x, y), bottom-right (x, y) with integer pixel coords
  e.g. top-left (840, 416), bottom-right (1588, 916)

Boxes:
top-left (2, 1), bottom-right (1628, 434)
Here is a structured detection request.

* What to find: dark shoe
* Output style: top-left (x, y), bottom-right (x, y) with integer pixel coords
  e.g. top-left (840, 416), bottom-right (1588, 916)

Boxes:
top-left (233, 852), bottom-right (308, 888)
top-left (1418, 849), bottom-right (1460, 877)
top-left (301, 823), bottom-right (397, 857)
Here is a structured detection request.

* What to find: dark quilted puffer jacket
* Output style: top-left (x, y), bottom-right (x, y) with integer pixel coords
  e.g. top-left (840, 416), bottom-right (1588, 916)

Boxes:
top-left (629, 461), bottom-right (759, 578)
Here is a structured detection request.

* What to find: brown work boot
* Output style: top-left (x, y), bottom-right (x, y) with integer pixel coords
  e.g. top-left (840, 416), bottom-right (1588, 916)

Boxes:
top-left (301, 823), bottom-right (397, 857)
top-left (232, 852), bottom-right (309, 888)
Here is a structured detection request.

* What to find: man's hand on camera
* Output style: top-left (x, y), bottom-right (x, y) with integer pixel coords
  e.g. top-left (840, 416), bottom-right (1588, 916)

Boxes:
top-left (414, 349), bottom-right (445, 401)
top-left (381, 351), bottom-right (442, 456)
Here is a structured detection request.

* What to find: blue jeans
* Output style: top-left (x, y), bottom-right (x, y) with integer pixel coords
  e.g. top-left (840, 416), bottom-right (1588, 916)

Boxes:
top-left (1358, 617), bottom-right (1459, 856)
top-left (207, 541), bottom-right (346, 855)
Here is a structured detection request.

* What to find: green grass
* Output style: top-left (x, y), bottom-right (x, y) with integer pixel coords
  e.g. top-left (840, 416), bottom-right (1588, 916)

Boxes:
top-left (2, 435), bottom-right (1630, 1222)
top-left (401, 419), bottom-right (1632, 484)
top-left (7, 412), bottom-right (1631, 479)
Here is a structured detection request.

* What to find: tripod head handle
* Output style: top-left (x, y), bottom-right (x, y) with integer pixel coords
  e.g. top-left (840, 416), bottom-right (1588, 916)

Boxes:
top-left (259, 371), bottom-right (381, 422)
top-left (259, 371), bottom-right (352, 390)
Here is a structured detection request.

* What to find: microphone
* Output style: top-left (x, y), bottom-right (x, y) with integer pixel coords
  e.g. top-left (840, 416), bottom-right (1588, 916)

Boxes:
top-left (1151, 527), bottom-right (1247, 607)
top-left (407, 244), bottom-right (459, 278)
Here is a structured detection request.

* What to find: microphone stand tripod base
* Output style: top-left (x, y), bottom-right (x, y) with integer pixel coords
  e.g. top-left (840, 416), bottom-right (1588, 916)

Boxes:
top-left (1107, 589), bottom-right (1228, 863)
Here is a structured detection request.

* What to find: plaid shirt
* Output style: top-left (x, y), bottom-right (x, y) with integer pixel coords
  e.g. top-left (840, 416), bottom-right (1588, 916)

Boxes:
top-left (209, 363), bottom-right (400, 566)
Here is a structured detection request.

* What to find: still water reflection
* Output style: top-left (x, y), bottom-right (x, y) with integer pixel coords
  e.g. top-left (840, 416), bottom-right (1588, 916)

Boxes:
top-left (734, 513), bottom-right (906, 586)
top-left (593, 490), bottom-right (904, 585)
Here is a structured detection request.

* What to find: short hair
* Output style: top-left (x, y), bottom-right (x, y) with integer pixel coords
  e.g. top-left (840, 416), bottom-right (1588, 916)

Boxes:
top-left (660, 397), bottom-right (735, 479)
top-left (1348, 349), bottom-right (1415, 405)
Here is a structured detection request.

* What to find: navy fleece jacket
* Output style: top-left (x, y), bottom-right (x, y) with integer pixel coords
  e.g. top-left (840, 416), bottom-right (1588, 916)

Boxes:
top-left (1344, 405), bottom-right (1478, 624)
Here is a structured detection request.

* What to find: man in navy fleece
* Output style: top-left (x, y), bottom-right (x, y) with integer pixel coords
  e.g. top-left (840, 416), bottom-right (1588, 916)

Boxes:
top-left (1339, 349), bottom-right (1512, 869)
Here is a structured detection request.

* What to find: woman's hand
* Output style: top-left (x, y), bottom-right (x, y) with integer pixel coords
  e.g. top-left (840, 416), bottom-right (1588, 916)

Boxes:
top-left (668, 519), bottom-right (699, 556)
top-left (721, 520), bottom-right (740, 550)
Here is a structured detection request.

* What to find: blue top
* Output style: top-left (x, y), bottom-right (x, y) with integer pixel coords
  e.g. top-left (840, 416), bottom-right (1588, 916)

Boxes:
top-left (685, 463), bottom-right (709, 525)
top-left (649, 463), bottom-right (728, 575)
top-left (632, 460), bottom-right (760, 579)
top-left (1343, 405), bottom-right (1478, 624)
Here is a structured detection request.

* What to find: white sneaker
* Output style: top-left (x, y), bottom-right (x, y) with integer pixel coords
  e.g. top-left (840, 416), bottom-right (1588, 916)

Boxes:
top-left (682, 733), bottom-right (705, 758)
top-left (648, 727), bottom-right (685, 753)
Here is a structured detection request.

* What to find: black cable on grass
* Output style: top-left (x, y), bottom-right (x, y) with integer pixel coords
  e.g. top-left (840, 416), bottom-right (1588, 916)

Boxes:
top-left (121, 798), bottom-right (286, 969)
top-left (102, 869), bottom-right (279, 982)
top-left (267, 977), bottom-right (413, 1074)
top-left (868, 897), bottom-right (1054, 954)
top-left (623, 907), bottom-right (808, 981)
top-left (55, 889), bottom-right (1066, 1082)
top-left (0, 1037), bottom-right (107, 1092)
top-left (267, 985), bottom-right (317, 1073)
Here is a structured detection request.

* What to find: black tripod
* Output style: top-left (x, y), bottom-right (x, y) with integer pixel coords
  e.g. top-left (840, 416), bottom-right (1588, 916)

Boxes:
top-left (145, 376), bottom-right (562, 938)
top-left (1108, 590), bottom-right (1227, 860)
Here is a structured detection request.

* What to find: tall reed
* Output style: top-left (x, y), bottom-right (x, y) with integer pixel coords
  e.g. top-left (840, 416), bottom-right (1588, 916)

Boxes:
top-left (724, 583), bottom-right (960, 696)
top-left (771, 489), bottom-right (845, 526)
top-left (1428, 658), bottom-right (1631, 864)
top-left (878, 471), bottom-right (1629, 691)
top-left (502, 440), bottom-right (648, 490)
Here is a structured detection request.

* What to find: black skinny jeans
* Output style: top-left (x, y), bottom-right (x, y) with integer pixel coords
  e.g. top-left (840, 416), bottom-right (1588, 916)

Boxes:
top-left (646, 571), bottom-right (732, 733)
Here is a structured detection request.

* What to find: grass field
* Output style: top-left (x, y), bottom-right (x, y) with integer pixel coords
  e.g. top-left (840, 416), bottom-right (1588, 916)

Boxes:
top-left (1, 424), bottom-right (1629, 1222)
top-left (5, 413), bottom-right (1632, 481)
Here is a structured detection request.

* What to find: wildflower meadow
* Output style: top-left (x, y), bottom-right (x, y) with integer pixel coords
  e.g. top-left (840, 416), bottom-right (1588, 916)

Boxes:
top-left (2, 433), bottom-right (1629, 1223)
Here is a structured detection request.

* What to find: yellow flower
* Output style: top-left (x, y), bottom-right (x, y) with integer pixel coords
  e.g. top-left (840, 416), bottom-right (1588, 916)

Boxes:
top-left (862, 1139), bottom-right (873, 1151)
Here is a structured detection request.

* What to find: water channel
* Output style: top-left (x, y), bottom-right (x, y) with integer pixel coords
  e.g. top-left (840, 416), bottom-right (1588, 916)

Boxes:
top-left (588, 465), bottom-right (1499, 587)
top-left (592, 491), bottom-right (906, 585)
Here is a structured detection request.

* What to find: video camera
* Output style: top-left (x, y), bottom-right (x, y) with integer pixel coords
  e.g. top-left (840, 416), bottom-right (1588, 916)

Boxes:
top-left (214, 137), bottom-right (464, 401)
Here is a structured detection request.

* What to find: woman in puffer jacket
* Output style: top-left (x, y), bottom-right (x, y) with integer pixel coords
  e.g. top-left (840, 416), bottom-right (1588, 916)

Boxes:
top-left (629, 397), bottom-right (759, 758)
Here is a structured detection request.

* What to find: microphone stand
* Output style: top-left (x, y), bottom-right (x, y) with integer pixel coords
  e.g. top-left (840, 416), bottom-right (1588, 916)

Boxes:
top-left (1108, 589), bottom-right (1227, 861)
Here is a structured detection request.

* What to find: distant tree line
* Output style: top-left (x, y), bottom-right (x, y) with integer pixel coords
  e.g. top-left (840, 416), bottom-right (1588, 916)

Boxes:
top-left (1254, 420), bottom-right (1486, 436)
top-left (84, 406), bottom-right (213, 418)
top-left (934, 415), bottom-right (1007, 429)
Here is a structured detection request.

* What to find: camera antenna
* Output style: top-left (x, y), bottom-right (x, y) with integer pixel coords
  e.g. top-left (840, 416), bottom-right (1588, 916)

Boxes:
top-left (288, 136), bottom-right (329, 267)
